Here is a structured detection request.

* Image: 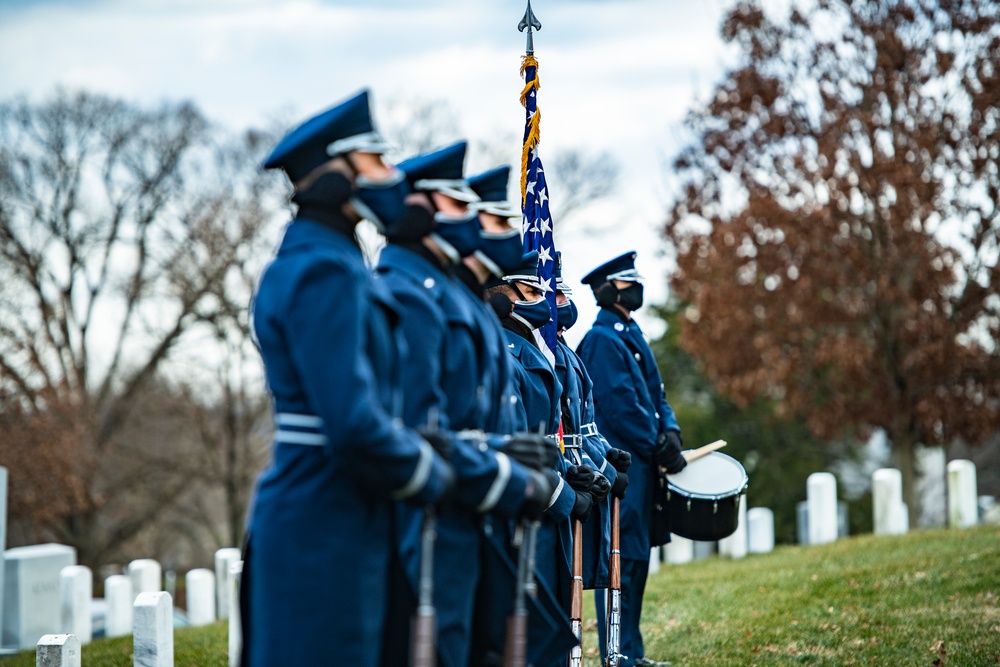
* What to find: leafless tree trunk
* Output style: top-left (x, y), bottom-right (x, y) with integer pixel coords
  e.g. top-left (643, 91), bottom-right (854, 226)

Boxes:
top-left (0, 89), bottom-right (283, 566)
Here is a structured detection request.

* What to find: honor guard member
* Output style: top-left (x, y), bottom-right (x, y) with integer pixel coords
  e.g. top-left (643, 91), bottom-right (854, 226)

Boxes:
top-left (461, 166), bottom-right (527, 436)
top-left (372, 142), bottom-right (556, 667)
top-left (487, 251), bottom-right (605, 667)
top-left (465, 169), bottom-right (578, 665)
top-left (553, 252), bottom-right (625, 592)
top-left (243, 90), bottom-right (453, 667)
top-left (577, 251), bottom-right (687, 667)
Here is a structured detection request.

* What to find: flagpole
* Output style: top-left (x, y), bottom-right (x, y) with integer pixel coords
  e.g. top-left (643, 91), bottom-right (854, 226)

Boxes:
top-left (518, 0), bottom-right (541, 55)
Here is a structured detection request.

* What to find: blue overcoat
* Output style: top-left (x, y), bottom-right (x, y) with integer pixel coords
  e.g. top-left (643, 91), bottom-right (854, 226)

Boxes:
top-left (450, 283), bottom-right (576, 666)
top-left (376, 245), bottom-right (533, 667)
top-left (244, 219), bottom-right (450, 667)
top-left (576, 307), bottom-right (679, 561)
top-left (502, 329), bottom-right (582, 666)
top-left (555, 339), bottom-right (615, 590)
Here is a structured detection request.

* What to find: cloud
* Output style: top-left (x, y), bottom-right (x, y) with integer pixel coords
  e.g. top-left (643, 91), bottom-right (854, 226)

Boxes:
top-left (0, 0), bottom-right (734, 327)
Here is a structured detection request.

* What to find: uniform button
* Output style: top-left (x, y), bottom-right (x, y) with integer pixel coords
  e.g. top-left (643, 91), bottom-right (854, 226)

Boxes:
top-left (510, 396), bottom-right (518, 405)
top-left (655, 412), bottom-right (660, 419)
top-left (614, 323), bottom-right (625, 332)
top-left (634, 353), bottom-right (641, 361)
top-left (423, 278), bottom-right (435, 288)
top-left (479, 442), bottom-right (488, 452)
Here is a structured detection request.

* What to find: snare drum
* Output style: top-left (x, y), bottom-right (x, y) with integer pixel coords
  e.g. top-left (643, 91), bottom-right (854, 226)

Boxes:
top-left (665, 452), bottom-right (748, 541)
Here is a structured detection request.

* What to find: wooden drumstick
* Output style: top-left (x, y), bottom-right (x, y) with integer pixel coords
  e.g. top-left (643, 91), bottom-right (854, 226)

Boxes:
top-left (681, 439), bottom-right (727, 463)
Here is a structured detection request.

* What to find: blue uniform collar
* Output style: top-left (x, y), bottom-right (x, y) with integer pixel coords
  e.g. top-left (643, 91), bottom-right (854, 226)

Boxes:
top-left (380, 244), bottom-right (449, 281)
top-left (595, 306), bottom-right (641, 335)
top-left (280, 217), bottom-right (360, 255)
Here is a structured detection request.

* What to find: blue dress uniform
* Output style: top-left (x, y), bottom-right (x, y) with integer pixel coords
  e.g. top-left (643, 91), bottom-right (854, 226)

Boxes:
top-left (492, 252), bottom-right (581, 667)
top-left (375, 143), bottom-right (536, 667)
top-left (577, 251), bottom-right (684, 667)
top-left (243, 91), bottom-right (451, 667)
top-left (553, 252), bottom-right (615, 592)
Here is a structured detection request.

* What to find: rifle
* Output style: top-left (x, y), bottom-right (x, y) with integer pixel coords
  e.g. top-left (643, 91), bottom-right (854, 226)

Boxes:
top-left (503, 520), bottom-right (538, 667)
top-left (605, 494), bottom-right (624, 667)
top-left (411, 410), bottom-right (441, 667)
top-left (567, 436), bottom-right (585, 667)
top-left (505, 422), bottom-right (547, 667)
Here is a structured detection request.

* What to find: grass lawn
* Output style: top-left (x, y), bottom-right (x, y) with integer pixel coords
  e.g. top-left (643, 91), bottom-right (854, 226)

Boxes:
top-left (3, 525), bottom-right (997, 666)
top-left (581, 524), bottom-right (1000, 666)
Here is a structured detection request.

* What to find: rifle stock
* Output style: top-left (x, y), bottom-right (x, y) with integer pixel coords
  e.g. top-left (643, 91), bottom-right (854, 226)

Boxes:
top-left (570, 517), bottom-right (584, 667)
top-left (411, 610), bottom-right (436, 667)
top-left (606, 496), bottom-right (624, 667)
top-left (411, 506), bottom-right (437, 667)
top-left (503, 613), bottom-right (528, 667)
top-left (504, 521), bottom-right (536, 667)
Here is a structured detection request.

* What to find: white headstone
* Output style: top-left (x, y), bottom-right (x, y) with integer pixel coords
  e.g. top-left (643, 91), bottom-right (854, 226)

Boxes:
top-left (872, 468), bottom-right (907, 535)
top-left (947, 459), bottom-right (978, 528)
top-left (691, 540), bottom-right (716, 561)
top-left (228, 562), bottom-right (242, 667)
top-left (185, 569), bottom-right (215, 627)
top-left (0, 467), bottom-right (7, 645)
top-left (214, 548), bottom-right (241, 620)
top-left (36, 633), bottom-right (81, 667)
top-left (104, 575), bottom-right (132, 638)
top-left (807, 472), bottom-right (838, 545)
top-left (127, 560), bottom-right (162, 602)
top-left (837, 501), bottom-right (849, 539)
top-left (719, 495), bottom-right (748, 559)
top-left (59, 566), bottom-right (91, 644)
top-left (2, 543), bottom-right (77, 650)
top-left (664, 535), bottom-right (693, 565)
top-left (795, 501), bottom-right (809, 544)
top-left (747, 507), bottom-right (775, 554)
top-left (648, 546), bottom-right (661, 574)
top-left (133, 591), bottom-right (173, 667)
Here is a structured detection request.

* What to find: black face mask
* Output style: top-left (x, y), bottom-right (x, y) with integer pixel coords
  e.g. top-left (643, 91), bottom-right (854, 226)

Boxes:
top-left (617, 283), bottom-right (644, 311)
top-left (291, 171), bottom-right (354, 211)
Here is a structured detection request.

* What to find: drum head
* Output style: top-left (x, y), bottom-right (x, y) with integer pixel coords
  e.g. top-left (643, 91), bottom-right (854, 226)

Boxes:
top-left (667, 451), bottom-right (747, 499)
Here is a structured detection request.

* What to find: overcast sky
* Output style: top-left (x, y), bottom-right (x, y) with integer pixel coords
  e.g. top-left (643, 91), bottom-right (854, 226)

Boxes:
top-left (0, 0), bottom-right (738, 341)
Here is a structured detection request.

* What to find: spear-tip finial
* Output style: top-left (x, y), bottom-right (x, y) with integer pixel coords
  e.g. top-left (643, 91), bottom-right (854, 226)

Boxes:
top-left (518, 0), bottom-right (542, 55)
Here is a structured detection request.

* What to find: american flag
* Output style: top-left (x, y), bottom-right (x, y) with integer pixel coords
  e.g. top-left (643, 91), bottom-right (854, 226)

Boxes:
top-left (520, 56), bottom-right (558, 353)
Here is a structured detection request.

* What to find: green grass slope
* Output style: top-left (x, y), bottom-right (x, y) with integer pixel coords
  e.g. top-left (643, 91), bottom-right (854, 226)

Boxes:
top-left (583, 524), bottom-right (1000, 666)
top-left (4, 525), bottom-right (997, 666)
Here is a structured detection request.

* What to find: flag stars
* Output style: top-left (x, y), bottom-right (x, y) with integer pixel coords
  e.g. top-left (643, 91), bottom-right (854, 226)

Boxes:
top-left (526, 180), bottom-right (537, 195)
top-left (538, 246), bottom-right (552, 265)
top-left (539, 217), bottom-right (551, 235)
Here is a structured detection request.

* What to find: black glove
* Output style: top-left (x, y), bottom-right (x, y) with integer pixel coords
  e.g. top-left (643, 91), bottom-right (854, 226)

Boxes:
top-left (605, 448), bottom-right (632, 474)
top-left (653, 430), bottom-right (687, 474)
top-left (503, 433), bottom-right (559, 471)
top-left (571, 488), bottom-right (593, 523)
top-left (418, 429), bottom-right (452, 461)
top-left (565, 464), bottom-right (597, 493)
top-left (519, 469), bottom-right (557, 521)
top-left (610, 471), bottom-right (629, 499)
top-left (589, 473), bottom-right (612, 503)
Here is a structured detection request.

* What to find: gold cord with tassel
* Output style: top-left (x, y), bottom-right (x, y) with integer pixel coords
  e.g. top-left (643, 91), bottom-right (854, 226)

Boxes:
top-left (520, 55), bottom-right (541, 207)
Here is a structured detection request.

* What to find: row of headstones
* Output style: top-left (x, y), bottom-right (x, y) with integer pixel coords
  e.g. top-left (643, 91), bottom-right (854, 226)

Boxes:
top-left (35, 559), bottom-right (243, 667)
top-left (3, 546), bottom-right (242, 656)
top-left (648, 459), bottom-right (983, 569)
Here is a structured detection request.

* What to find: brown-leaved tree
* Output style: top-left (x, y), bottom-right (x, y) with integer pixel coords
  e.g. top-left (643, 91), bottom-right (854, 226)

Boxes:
top-left (664, 0), bottom-right (1000, 524)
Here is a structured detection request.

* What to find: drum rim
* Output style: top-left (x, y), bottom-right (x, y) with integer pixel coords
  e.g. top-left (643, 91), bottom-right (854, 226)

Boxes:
top-left (666, 484), bottom-right (748, 502)
top-left (666, 451), bottom-right (749, 500)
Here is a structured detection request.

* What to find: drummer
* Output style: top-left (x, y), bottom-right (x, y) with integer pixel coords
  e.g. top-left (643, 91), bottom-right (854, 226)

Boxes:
top-left (576, 251), bottom-right (687, 667)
